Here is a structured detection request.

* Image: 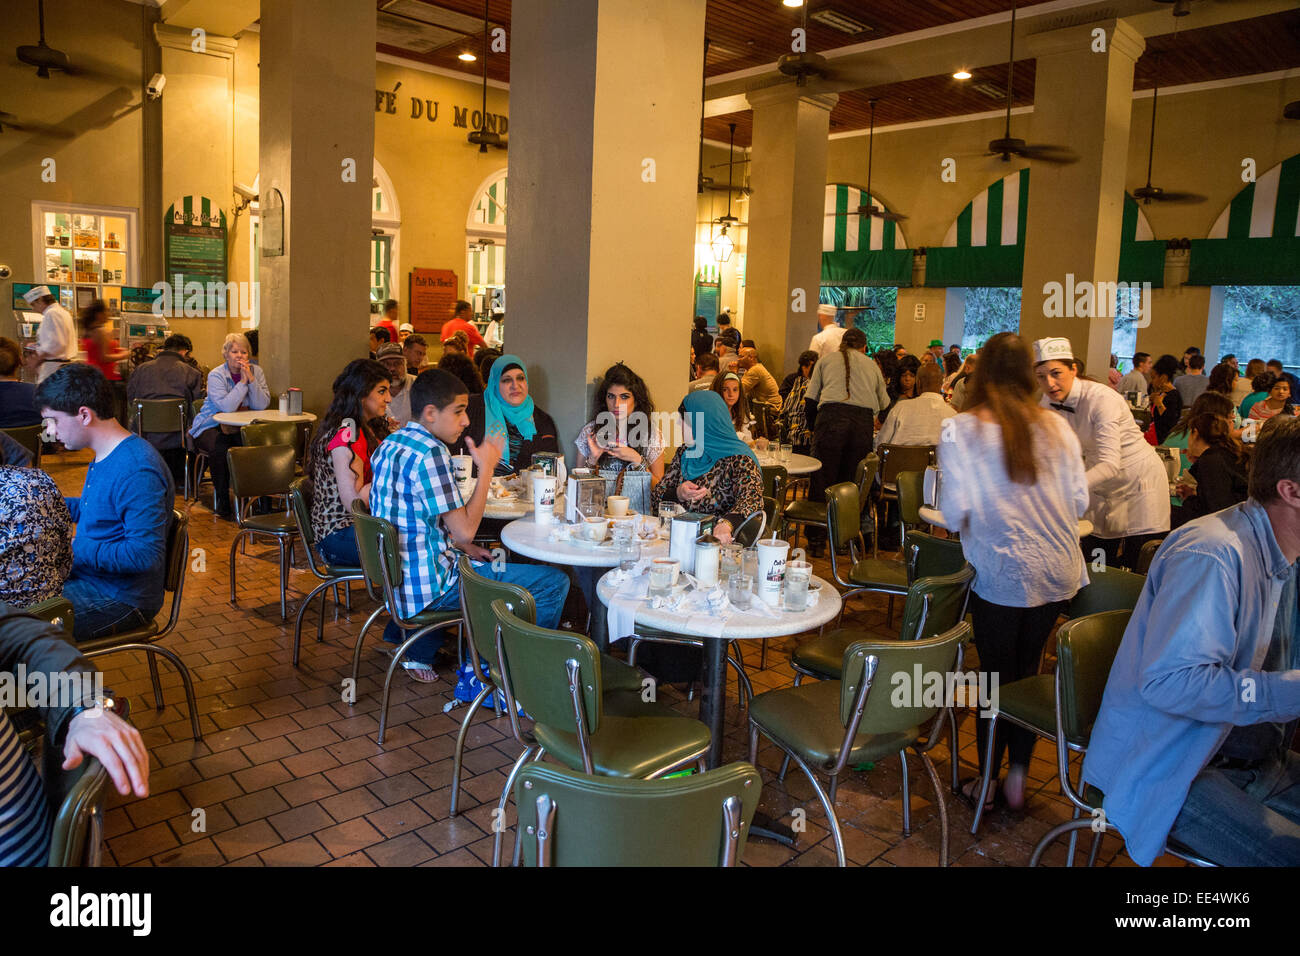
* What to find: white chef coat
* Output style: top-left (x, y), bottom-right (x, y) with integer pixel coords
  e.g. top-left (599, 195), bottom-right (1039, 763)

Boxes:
top-left (35, 301), bottom-right (77, 383)
top-left (1041, 377), bottom-right (1169, 539)
top-left (809, 324), bottom-right (846, 360)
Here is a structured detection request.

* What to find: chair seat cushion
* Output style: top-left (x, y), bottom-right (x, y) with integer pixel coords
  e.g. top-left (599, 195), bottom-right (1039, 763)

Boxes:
top-left (600, 690), bottom-right (684, 719)
top-left (601, 654), bottom-right (645, 693)
top-left (749, 679), bottom-right (919, 769)
top-left (782, 499), bottom-right (827, 525)
top-left (404, 608), bottom-right (463, 629)
top-left (240, 513), bottom-right (299, 534)
top-left (78, 619), bottom-right (160, 653)
top-left (790, 629), bottom-right (860, 680)
top-left (533, 715), bottom-right (711, 778)
top-left (847, 558), bottom-right (908, 591)
top-left (996, 673), bottom-right (1057, 737)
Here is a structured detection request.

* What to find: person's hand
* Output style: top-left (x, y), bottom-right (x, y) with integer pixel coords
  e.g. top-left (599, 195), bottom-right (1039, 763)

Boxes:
top-left (714, 520), bottom-right (734, 544)
top-left (677, 480), bottom-right (707, 505)
top-left (63, 707), bottom-right (149, 799)
top-left (466, 432), bottom-right (503, 476)
top-left (606, 442), bottom-right (643, 466)
top-left (462, 542), bottom-right (494, 561)
top-left (1176, 482), bottom-right (1196, 498)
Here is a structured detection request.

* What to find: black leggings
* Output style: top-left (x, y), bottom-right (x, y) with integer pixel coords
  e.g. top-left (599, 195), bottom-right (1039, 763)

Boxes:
top-left (970, 593), bottom-right (1068, 775)
top-left (194, 426), bottom-right (243, 512)
top-left (808, 403), bottom-right (874, 544)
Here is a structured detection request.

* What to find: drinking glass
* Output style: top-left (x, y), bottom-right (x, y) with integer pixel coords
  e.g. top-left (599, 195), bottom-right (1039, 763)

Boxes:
top-left (719, 544), bottom-right (743, 583)
top-left (728, 573), bottom-right (753, 609)
top-left (742, 547), bottom-right (759, 583)
top-left (619, 540), bottom-right (641, 572)
top-left (648, 562), bottom-right (674, 598)
top-left (783, 560), bottom-right (813, 611)
top-left (778, 442), bottom-right (792, 463)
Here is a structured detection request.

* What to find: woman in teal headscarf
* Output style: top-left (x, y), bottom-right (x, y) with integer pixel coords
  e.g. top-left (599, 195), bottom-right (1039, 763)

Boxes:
top-left (455, 354), bottom-right (560, 475)
top-left (651, 390), bottom-right (763, 543)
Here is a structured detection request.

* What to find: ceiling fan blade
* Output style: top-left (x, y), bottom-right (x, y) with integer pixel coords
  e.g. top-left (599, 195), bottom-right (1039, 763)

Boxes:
top-left (1134, 185), bottom-right (1206, 204)
top-left (1016, 144), bottom-right (1079, 164)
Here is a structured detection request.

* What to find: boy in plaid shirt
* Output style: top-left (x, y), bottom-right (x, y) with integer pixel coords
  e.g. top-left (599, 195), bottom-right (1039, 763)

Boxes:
top-left (370, 369), bottom-right (569, 683)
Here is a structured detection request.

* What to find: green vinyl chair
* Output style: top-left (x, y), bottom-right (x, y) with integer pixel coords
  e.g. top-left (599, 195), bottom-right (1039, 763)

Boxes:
top-left (2, 424), bottom-right (43, 468)
top-left (512, 761), bottom-right (762, 867)
top-left (348, 502), bottom-right (463, 745)
top-left (1067, 564), bottom-right (1147, 619)
top-left (44, 699), bottom-right (135, 866)
top-left (824, 480), bottom-right (909, 626)
top-left (78, 510), bottom-right (202, 741)
top-left (451, 555), bottom-right (645, 817)
top-left (896, 469), bottom-right (926, 538)
top-left (1134, 536), bottom-right (1165, 575)
top-left (874, 444), bottom-right (936, 556)
top-left (288, 478), bottom-right (365, 667)
top-left (187, 398), bottom-right (213, 506)
top-left (760, 464), bottom-right (789, 505)
top-left (1029, 611), bottom-right (1217, 867)
top-left (781, 453), bottom-right (878, 551)
top-left (241, 419), bottom-right (299, 448)
top-left (227, 444), bottom-right (301, 620)
top-left (490, 598), bottom-right (712, 865)
top-left (8, 598), bottom-right (78, 749)
top-left (131, 398), bottom-right (191, 495)
top-left (749, 620), bottom-right (971, 866)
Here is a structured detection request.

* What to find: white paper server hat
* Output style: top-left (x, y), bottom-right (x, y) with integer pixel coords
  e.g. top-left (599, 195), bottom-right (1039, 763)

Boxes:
top-left (816, 303), bottom-right (836, 317)
top-left (1032, 337), bottom-right (1074, 365)
top-left (22, 285), bottom-right (52, 305)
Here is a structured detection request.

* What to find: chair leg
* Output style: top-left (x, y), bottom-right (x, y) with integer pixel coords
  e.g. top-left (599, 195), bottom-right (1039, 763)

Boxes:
top-left (778, 754), bottom-right (792, 782)
top-left (918, 750), bottom-right (950, 867)
top-left (278, 538), bottom-right (289, 621)
top-left (511, 749), bottom-right (546, 868)
top-left (293, 578), bottom-right (339, 667)
top-left (228, 533), bottom-right (245, 607)
top-left (378, 623), bottom-right (446, 744)
top-left (899, 749), bottom-right (912, 837)
top-left (146, 652), bottom-right (164, 710)
top-left (1086, 826), bottom-right (1103, 868)
top-left (748, 720), bottom-right (759, 764)
top-left (493, 744), bottom-right (539, 867)
top-left (350, 605), bottom-right (388, 691)
top-left (828, 773), bottom-right (839, 806)
top-left (970, 713), bottom-right (1000, 835)
top-left (788, 749), bottom-right (846, 867)
top-left (1030, 819), bottom-right (1096, 866)
top-left (948, 707), bottom-right (961, 794)
top-left (317, 584), bottom-right (329, 643)
top-left (450, 684), bottom-right (493, 817)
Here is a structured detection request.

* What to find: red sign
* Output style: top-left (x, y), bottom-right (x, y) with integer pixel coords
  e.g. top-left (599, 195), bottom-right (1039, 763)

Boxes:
top-left (408, 268), bottom-right (459, 335)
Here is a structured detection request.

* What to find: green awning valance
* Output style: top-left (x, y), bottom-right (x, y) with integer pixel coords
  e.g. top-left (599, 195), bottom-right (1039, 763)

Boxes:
top-left (922, 244), bottom-right (1024, 288)
top-left (1187, 238), bottom-right (1300, 286)
top-left (820, 249), bottom-right (913, 287)
top-left (1117, 239), bottom-right (1165, 287)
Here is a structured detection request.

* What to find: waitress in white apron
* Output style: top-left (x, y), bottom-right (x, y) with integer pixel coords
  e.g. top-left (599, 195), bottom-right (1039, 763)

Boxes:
top-left (1034, 337), bottom-right (1170, 569)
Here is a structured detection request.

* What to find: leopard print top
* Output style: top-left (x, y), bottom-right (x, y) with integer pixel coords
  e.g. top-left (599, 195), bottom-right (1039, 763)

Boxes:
top-left (651, 450), bottom-right (764, 528)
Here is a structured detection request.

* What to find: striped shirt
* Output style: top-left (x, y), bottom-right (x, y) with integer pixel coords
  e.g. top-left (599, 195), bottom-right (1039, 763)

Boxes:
top-left (369, 422), bottom-right (465, 617)
top-left (0, 710), bottom-right (50, 866)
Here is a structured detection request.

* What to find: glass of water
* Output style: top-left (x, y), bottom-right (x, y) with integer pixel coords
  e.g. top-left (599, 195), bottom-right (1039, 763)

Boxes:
top-left (742, 546), bottom-right (759, 583)
top-left (619, 540), bottom-right (641, 572)
top-left (648, 561), bottom-right (675, 598)
top-left (728, 573), bottom-right (753, 609)
top-left (719, 544), bottom-right (743, 583)
top-left (778, 442), bottom-right (792, 463)
top-left (783, 560), bottom-right (813, 611)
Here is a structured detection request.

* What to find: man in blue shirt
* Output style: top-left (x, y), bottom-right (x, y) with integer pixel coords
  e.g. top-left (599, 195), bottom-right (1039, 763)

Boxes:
top-left (1083, 415), bottom-right (1300, 866)
top-left (35, 364), bottom-right (174, 642)
top-left (370, 369), bottom-right (568, 684)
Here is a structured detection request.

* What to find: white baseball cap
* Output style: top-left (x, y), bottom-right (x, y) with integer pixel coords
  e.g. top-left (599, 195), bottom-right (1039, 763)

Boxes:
top-left (399, 322), bottom-right (414, 333)
top-left (22, 285), bottom-right (52, 305)
top-left (1033, 337), bottom-right (1074, 365)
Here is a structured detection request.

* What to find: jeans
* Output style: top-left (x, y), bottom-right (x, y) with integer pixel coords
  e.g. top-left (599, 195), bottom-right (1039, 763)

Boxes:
top-left (318, 526), bottom-right (360, 568)
top-left (1166, 753), bottom-right (1300, 866)
top-left (62, 575), bottom-right (153, 643)
top-left (382, 560), bottom-right (570, 666)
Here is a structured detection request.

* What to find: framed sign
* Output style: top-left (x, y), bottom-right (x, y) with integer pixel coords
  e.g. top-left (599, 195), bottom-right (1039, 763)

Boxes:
top-left (409, 268), bottom-right (458, 334)
top-left (694, 279), bottom-right (720, 326)
top-left (164, 196), bottom-right (227, 316)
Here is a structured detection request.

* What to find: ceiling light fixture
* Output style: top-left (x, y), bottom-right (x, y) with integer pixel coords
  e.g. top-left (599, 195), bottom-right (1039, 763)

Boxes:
top-left (782, 0), bottom-right (803, 8)
top-left (711, 228), bottom-right (734, 263)
top-left (953, 69), bottom-right (972, 80)
top-left (458, 51), bottom-right (476, 62)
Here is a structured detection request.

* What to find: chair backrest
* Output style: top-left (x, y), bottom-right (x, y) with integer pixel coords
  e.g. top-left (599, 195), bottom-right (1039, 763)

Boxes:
top-left (156, 509), bottom-right (189, 635)
top-left (514, 762), bottom-right (762, 867)
top-left (242, 420), bottom-right (299, 448)
top-left (841, 620), bottom-right (971, 734)
top-left (879, 444), bottom-right (935, 486)
top-left (132, 398), bottom-right (187, 436)
top-left (896, 469), bottom-right (925, 525)
top-left (1132, 407), bottom-right (1152, 430)
top-left (824, 481), bottom-right (861, 556)
top-left (1067, 564), bottom-right (1146, 618)
top-left (289, 477), bottom-right (318, 550)
top-left (458, 555), bottom-right (536, 678)
top-left (227, 443), bottom-right (296, 499)
top-left (349, 502), bottom-right (403, 595)
top-left (1055, 609), bottom-right (1131, 746)
top-left (855, 453), bottom-right (880, 505)
top-left (491, 598), bottom-right (604, 740)
top-left (760, 464), bottom-right (788, 502)
top-left (905, 530), bottom-right (966, 582)
top-left (2, 425), bottom-right (42, 467)
top-left (897, 565), bottom-right (975, 642)
top-left (44, 749), bottom-right (109, 866)
top-left (1134, 536), bottom-right (1165, 575)
top-left (732, 510), bottom-right (767, 547)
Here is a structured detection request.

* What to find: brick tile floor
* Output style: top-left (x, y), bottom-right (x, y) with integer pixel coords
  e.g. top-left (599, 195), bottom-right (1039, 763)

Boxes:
top-left (42, 447), bottom-right (1160, 867)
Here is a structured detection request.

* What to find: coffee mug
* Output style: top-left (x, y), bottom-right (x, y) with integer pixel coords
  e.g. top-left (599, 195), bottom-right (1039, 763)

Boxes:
top-left (582, 516), bottom-right (608, 542)
top-left (607, 495), bottom-right (630, 517)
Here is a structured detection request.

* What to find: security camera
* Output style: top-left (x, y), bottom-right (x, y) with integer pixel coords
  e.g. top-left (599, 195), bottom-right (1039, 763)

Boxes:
top-left (0, 265), bottom-right (11, 280)
top-left (234, 182), bottom-right (258, 202)
top-left (147, 73), bottom-right (166, 99)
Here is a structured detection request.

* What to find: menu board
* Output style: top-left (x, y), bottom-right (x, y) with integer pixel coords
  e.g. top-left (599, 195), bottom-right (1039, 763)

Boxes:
top-left (164, 196), bottom-right (227, 312)
top-left (12, 282), bottom-right (62, 311)
top-left (121, 286), bottom-right (165, 316)
top-left (694, 280), bottom-right (720, 325)
top-left (409, 268), bottom-right (458, 334)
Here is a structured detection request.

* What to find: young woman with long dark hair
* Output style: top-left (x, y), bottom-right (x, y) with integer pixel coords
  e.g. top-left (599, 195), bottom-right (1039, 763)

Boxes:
top-left (1173, 412), bottom-right (1248, 526)
top-left (307, 359), bottom-right (393, 567)
top-left (938, 332), bottom-right (1089, 812)
top-left (575, 363), bottom-right (664, 485)
top-left (711, 370), bottom-right (752, 435)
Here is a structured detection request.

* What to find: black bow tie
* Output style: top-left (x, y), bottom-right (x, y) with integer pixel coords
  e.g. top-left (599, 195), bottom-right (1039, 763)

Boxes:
top-left (1050, 402), bottom-right (1075, 413)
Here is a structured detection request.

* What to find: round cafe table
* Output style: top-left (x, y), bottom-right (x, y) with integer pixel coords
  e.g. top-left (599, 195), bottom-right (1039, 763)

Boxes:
top-left (755, 451), bottom-right (820, 476)
top-left (212, 409), bottom-right (317, 426)
top-left (918, 506), bottom-right (1093, 539)
top-left (500, 517), bottom-right (669, 648)
top-left (596, 570), bottom-right (841, 770)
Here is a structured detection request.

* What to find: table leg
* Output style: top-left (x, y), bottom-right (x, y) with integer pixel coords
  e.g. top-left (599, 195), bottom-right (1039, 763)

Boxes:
top-left (699, 638), bottom-right (727, 769)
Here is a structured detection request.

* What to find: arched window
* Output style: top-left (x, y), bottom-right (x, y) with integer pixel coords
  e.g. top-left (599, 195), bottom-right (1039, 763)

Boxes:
top-left (466, 169), bottom-right (507, 312)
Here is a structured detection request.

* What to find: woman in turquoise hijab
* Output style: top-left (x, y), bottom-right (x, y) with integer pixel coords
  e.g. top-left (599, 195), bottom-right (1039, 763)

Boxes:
top-left (651, 390), bottom-right (763, 543)
top-left (455, 354), bottom-right (560, 475)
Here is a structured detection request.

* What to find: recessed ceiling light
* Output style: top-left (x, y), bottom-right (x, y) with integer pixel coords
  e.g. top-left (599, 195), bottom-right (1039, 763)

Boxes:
top-left (782, 0), bottom-right (803, 8)
top-left (458, 52), bottom-right (476, 62)
top-left (953, 69), bottom-right (972, 80)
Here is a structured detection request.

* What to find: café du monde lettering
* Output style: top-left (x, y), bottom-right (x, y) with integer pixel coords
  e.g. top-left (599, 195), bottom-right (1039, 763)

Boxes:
top-left (374, 89), bottom-right (507, 134)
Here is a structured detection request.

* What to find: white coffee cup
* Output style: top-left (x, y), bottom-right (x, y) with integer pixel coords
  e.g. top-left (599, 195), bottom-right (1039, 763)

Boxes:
top-left (532, 474), bottom-right (558, 524)
top-left (756, 538), bottom-right (790, 606)
top-left (607, 495), bottom-right (630, 517)
top-left (451, 454), bottom-right (473, 487)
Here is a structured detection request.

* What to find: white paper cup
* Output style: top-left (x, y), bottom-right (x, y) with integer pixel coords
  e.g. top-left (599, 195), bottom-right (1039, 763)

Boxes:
top-left (532, 474), bottom-right (558, 524)
top-left (451, 455), bottom-right (473, 487)
top-left (756, 538), bottom-right (790, 606)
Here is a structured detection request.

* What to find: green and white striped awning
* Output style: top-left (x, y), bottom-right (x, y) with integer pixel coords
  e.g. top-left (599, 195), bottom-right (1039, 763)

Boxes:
top-left (1190, 153), bottom-right (1300, 286)
top-left (820, 183), bottom-right (912, 287)
top-left (924, 169), bottom-right (1029, 287)
top-left (467, 242), bottom-right (505, 286)
top-left (1119, 193), bottom-right (1164, 287)
top-left (471, 176), bottom-right (507, 229)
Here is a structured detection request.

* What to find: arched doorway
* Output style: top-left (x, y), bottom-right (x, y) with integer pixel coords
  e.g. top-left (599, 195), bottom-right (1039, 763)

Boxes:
top-left (466, 168), bottom-right (506, 317)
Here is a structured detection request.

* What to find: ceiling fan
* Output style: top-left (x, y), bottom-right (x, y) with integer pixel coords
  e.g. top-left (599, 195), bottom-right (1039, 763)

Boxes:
top-left (777, 0), bottom-right (841, 87)
top-left (1133, 54), bottom-right (1205, 204)
top-left (17, 0), bottom-right (69, 78)
top-left (466, 0), bottom-right (505, 152)
top-left (827, 98), bottom-right (905, 223)
top-left (987, 0), bottom-right (1078, 164)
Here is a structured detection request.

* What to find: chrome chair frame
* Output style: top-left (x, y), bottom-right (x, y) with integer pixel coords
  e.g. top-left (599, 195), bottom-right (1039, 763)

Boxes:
top-left (132, 397), bottom-right (190, 497)
top-left (288, 480), bottom-right (364, 668)
top-left (227, 445), bottom-right (301, 621)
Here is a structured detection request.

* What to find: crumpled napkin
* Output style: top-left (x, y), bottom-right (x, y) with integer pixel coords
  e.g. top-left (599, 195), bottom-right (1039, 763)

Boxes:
top-left (607, 572), bottom-right (648, 642)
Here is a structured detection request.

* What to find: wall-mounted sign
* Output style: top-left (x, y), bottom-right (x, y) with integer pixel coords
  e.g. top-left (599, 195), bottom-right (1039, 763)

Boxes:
top-left (164, 196), bottom-right (227, 298)
top-left (261, 188), bottom-right (284, 257)
top-left (694, 279), bottom-right (720, 326)
top-left (409, 268), bottom-right (458, 334)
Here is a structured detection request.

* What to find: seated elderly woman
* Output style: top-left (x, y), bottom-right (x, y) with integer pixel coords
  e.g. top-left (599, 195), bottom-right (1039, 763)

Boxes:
top-left (575, 362), bottom-right (665, 485)
top-left (454, 353), bottom-right (559, 475)
top-left (307, 360), bottom-right (392, 566)
top-left (651, 390), bottom-right (762, 544)
top-left (189, 332), bottom-right (270, 518)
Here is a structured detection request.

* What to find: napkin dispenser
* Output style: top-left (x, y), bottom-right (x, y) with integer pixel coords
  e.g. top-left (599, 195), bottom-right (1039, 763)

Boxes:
top-left (566, 472), bottom-right (606, 522)
top-left (287, 387), bottom-right (303, 415)
top-left (670, 512), bottom-right (716, 574)
top-left (923, 465), bottom-right (943, 509)
top-left (532, 451), bottom-right (562, 477)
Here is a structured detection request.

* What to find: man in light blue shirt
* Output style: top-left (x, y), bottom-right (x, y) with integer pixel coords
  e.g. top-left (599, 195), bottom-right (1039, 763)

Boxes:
top-left (1082, 415), bottom-right (1300, 865)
